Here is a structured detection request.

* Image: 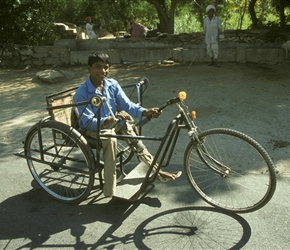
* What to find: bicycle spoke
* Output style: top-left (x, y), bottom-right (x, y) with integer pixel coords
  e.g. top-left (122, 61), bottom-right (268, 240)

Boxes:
top-left (184, 128), bottom-right (276, 213)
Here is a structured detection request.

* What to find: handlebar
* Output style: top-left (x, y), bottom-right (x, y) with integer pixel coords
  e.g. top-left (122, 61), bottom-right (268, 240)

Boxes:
top-left (91, 89), bottom-right (187, 127)
top-left (137, 77), bottom-right (148, 86)
top-left (158, 96), bottom-right (181, 112)
top-left (122, 76), bottom-right (149, 90)
top-left (136, 91), bottom-right (187, 127)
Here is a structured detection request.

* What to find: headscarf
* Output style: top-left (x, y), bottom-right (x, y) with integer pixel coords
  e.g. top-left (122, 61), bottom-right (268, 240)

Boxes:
top-left (206, 5), bottom-right (216, 13)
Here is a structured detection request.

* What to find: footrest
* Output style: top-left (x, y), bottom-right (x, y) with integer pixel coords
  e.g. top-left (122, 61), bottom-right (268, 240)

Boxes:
top-left (114, 161), bottom-right (152, 200)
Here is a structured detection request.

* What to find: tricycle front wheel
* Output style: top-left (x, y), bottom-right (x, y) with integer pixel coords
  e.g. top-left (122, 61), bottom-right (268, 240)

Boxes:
top-left (184, 128), bottom-right (276, 213)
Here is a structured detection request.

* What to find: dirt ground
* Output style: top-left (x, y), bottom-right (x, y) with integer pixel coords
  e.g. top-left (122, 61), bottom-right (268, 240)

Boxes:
top-left (0, 61), bottom-right (289, 178)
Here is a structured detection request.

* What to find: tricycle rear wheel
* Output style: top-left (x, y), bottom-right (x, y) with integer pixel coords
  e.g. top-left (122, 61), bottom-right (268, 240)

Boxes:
top-left (25, 119), bottom-right (96, 203)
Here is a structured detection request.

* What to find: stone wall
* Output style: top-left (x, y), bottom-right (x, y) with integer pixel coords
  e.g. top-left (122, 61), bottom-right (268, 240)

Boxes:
top-left (57, 38), bottom-right (285, 65)
top-left (18, 30), bottom-right (287, 67)
top-left (19, 45), bottom-right (70, 67)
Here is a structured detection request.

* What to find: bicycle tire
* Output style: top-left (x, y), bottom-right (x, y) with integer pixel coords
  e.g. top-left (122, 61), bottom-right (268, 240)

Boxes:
top-left (1, 45), bottom-right (20, 68)
top-left (184, 128), bottom-right (276, 213)
top-left (24, 120), bottom-right (96, 203)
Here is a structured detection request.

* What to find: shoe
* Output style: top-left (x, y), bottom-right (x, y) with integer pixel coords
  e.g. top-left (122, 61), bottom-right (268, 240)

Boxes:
top-left (207, 62), bottom-right (214, 66)
top-left (157, 171), bottom-right (182, 182)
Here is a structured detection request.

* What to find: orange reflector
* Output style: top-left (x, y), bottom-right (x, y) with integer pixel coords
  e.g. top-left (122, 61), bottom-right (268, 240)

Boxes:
top-left (178, 91), bottom-right (187, 101)
top-left (191, 111), bottom-right (196, 120)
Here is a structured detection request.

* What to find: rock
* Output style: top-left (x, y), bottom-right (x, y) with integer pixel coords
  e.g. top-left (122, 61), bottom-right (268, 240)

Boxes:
top-left (127, 62), bottom-right (146, 68)
top-left (161, 60), bottom-right (174, 64)
top-left (36, 69), bottom-right (74, 83)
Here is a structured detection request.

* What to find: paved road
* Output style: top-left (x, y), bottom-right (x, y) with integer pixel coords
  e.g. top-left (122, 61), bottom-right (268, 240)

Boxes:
top-left (1, 63), bottom-right (290, 249)
top-left (1, 155), bottom-right (289, 249)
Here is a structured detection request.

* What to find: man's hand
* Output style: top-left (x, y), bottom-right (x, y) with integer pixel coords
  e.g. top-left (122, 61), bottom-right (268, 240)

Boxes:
top-left (142, 108), bottom-right (162, 118)
top-left (116, 110), bottom-right (131, 120)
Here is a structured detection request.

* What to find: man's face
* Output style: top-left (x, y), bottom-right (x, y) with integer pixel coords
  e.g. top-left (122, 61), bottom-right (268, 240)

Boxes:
top-left (208, 9), bottom-right (214, 16)
top-left (88, 61), bottom-right (109, 82)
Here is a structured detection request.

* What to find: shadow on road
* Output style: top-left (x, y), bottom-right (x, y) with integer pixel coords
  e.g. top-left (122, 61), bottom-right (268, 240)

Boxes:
top-left (134, 206), bottom-right (251, 249)
top-left (0, 185), bottom-right (251, 249)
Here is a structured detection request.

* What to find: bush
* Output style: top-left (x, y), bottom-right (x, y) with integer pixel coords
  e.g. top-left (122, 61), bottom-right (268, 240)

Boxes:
top-left (0, 0), bottom-right (59, 45)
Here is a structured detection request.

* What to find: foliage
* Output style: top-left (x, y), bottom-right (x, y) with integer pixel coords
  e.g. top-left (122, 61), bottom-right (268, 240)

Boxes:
top-left (97, 0), bottom-right (158, 33)
top-left (1, 0), bottom-right (290, 46)
top-left (219, 0), bottom-right (282, 29)
top-left (53, 0), bottom-right (158, 33)
top-left (0, 0), bottom-right (61, 45)
top-left (175, 2), bottom-right (203, 33)
top-left (263, 22), bottom-right (290, 42)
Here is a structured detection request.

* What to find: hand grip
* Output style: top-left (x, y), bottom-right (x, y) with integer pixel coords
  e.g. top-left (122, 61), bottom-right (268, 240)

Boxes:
top-left (138, 77), bottom-right (149, 86)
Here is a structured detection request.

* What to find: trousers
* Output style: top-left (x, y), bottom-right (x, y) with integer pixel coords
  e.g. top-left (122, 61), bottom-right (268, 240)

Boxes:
top-left (85, 120), bottom-right (155, 197)
top-left (206, 43), bottom-right (219, 59)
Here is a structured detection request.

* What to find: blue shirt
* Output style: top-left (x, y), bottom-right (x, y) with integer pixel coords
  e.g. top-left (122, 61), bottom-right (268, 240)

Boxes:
top-left (74, 77), bottom-right (145, 131)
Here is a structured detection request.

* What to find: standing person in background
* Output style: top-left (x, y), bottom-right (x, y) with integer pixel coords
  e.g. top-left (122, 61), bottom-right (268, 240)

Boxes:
top-left (85, 16), bottom-right (94, 39)
top-left (203, 5), bottom-right (222, 67)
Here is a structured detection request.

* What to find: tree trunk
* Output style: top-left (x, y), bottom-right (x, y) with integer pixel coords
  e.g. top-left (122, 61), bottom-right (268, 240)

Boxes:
top-left (194, 1), bottom-right (204, 29)
top-left (248, 0), bottom-right (258, 28)
top-left (239, 0), bottom-right (248, 29)
top-left (279, 0), bottom-right (286, 28)
top-left (146, 0), bottom-right (177, 34)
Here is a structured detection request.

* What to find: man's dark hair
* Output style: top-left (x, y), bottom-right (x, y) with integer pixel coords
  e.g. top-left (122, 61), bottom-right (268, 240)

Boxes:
top-left (88, 52), bottom-right (109, 66)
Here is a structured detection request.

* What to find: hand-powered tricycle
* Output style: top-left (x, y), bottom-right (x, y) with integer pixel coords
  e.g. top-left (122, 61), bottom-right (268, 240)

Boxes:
top-left (15, 77), bottom-right (276, 213)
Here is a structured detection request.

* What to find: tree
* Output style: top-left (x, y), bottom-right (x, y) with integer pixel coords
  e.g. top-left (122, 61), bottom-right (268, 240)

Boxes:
top-left (1, 0), bottom-right (288, 46)
top-left (273, 0), bottom-right (290, 27)
top-left (192, 0), bottom-right (205, 28)
top-left (249, 0), bottom-right (258, 27)
top-left (0, 0), bottom-right (62, 45)
top-left (145, 0), bottom-right (178, 33)
top-left (78, 0), bottom-right (158, 34)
